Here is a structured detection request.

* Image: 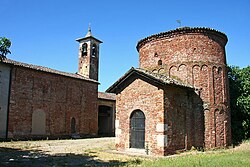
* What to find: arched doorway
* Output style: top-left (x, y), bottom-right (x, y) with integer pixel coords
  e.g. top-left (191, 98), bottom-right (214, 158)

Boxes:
top-left (71, 117), bottom-right (76, 134)
top-left (130, 110), bottom-right (145, 149)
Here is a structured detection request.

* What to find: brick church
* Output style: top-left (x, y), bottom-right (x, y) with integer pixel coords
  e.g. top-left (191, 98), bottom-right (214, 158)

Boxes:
top-left (107, 27), bottom-right (231, 155)
top-left (0, 28), bottom-right (115, 139)
top-left (0, 26), bottom-right (232, 156)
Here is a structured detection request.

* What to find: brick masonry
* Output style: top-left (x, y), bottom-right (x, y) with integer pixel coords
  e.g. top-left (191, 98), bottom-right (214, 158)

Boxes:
top-left (7, 66), bottom-right (98, 139)
top-left (111, 27), bottom-right (231, 155)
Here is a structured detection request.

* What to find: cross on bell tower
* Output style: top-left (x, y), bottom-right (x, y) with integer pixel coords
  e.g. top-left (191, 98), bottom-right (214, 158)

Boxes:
top-left (76, 26), bottom-right (102, 81)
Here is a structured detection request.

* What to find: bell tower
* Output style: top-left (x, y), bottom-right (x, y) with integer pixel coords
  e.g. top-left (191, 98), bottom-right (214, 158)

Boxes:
top-left (76, 26), bottom-right (102, 81)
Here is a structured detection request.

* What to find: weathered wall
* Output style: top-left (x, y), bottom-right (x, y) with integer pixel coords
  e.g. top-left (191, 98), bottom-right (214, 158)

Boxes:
top-left (0, 64), bottom-right (11, 139)
top-left (163, 86), bottom-right (204, 155)
top-left (115, 77), bottom-right (204, 156)
top-left (115, 79), bottom-right (165, 155)
top-left (137, 28), bottom-right (231, 148)
top-left (78, 39), bottom-right (100, 81)
top-left (7, 66), bottom-right (98, 139)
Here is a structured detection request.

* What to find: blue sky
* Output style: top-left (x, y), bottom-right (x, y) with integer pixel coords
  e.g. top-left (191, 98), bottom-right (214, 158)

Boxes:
top-left (1, 0), bottom-right (249, 91)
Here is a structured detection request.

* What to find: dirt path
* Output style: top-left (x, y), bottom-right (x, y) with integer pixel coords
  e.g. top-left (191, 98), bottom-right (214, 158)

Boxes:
top-left (0, 137), bottom-right (142, 166)
top-left (0, 137), bottom-right (115, 155)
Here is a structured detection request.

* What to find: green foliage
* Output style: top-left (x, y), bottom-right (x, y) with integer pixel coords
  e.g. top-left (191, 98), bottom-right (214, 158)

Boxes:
top-left (228, 66), bottom-right (250, 144)
top-left (0, 37), bottom-right (11, 60)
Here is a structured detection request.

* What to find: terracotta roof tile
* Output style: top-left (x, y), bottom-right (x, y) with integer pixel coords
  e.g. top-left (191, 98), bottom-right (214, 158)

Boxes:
top-left (98, 92), bottom-right (116, 101)
top-left (106, 67), bottom-right (194, 93)
top-left (1, 59), bottom-right (98, 83)
top-left (135, 68), bottom-right (193, 88)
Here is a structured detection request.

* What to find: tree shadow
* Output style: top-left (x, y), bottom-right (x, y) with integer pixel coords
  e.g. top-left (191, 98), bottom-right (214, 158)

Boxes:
top-left (0, 147), bottom-right (141, 167)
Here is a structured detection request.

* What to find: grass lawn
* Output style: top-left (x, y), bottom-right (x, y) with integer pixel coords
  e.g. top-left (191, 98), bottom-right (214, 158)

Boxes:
top-left (139, 149), bottom-right (250, 167)
top-left (136, 140), bottom-right (250, 167)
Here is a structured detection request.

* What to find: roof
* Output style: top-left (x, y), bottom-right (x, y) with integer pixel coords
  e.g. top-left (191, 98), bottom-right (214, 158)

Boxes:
top-left (76, 36), bottom-right (103, 44)
top-left (136, 27), bottom-right (228, 51)
top-left (76, 27), bottom-right (103, 43)
top-left (106, 67), bottom-right (194, 94)
top-left (98, 92), bottom-right (116, 101)
top-left (0, 59), bottom-right (99, 83)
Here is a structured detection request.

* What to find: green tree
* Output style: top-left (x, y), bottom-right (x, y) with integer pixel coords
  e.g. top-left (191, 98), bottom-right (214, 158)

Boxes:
top-left (228, 66), bottom-right (250, 145)
top-left (0, 37), bottom-right (11, 61)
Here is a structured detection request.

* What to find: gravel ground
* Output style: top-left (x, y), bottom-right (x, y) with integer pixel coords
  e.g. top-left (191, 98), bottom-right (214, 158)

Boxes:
top-left (0, 137), bottom-right (141, 167)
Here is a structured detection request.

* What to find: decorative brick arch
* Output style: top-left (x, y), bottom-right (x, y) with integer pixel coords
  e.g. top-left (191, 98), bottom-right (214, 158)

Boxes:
top-left (201, 65), bottom-right (209, 102)
top-left (169, 66), bottom-right (178, 78)
top-left (158, 68), bottom-right (165, 74)
top-left (178, 64), bottom-right (187, 83)
top-left (152, 69), bottom-right (157, 73)
top-left (213, 66), bottom-right (223, 104)
top-left (192, 65), bottom-right (200, 87)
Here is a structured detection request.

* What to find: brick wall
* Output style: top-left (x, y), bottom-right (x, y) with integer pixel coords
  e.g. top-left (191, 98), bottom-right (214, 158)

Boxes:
top-left (8, 66), bottom-right (98, 139)
top-left (115, 77), bottom-right (205, 155)
top-left (115, 79), bottom-right (165, 155)
top-left (163, 86), bottom-right (204, 155)
top-left (137, 28), bottom-right (231, 148)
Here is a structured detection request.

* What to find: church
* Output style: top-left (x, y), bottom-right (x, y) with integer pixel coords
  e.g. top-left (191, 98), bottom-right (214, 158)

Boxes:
top-left (0, 26), bottom-right (232, 156)
top-left (107, 27), bottom-right (232, 155)
top-left (0, 28), bottom-right (115, 140)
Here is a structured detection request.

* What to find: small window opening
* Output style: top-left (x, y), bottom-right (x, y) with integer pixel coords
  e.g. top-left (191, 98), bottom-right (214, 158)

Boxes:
top-left (71, 117), bottom-right (76, 134)
top-left (158, 60), bottom-right (162, 66)
top-left (92, 44), bottom-right (97, 57)
top-left (82, 43), bottom-right (87, 56)
top-left (154, 52), bottom-right (158, 57)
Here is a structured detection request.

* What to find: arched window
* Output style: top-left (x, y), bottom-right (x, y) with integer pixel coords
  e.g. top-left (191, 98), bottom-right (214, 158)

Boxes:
top-left (82, 43), bottom-right (87, 56)
top-left (130, 110), bottom-right (145, 149)
top-left (92, 44), bottom-right (97, 57)
top-left (158, 60), bottom-right (162, 66)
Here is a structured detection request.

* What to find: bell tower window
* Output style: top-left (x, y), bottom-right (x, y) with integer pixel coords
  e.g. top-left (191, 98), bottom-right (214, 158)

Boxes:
top-left (92, 44), bottom-right (97, 57)
top-left (82, 43), bottom-right (87, 56)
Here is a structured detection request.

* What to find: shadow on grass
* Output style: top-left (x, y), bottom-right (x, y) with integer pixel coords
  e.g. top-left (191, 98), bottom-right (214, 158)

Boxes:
top-left (0, 147), bottom-right (141, 167)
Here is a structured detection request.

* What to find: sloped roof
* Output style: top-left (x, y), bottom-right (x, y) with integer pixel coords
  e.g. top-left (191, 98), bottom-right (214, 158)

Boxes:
top-left (106, 67), bottom-right (194, 94)
top-left (76, 26), bottom-right (103, 43)
top-left (98, 92), bottom-right (116, 101)
top-left (1, 59), bottom-right (98, 83)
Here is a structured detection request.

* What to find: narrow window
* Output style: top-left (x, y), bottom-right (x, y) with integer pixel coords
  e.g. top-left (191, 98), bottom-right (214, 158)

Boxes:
top-left (92, 44), bottom-right (97, 57)
top-left (82, 43), bottom-right (87, 56)
top-left (71, 117), bottom-right (76, 134)
top-left (158, 60), bottom-right (162, 66)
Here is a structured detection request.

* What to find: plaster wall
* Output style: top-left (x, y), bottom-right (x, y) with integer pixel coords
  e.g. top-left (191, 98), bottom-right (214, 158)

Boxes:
top-left (0, 64), bottom-right (11, 138)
